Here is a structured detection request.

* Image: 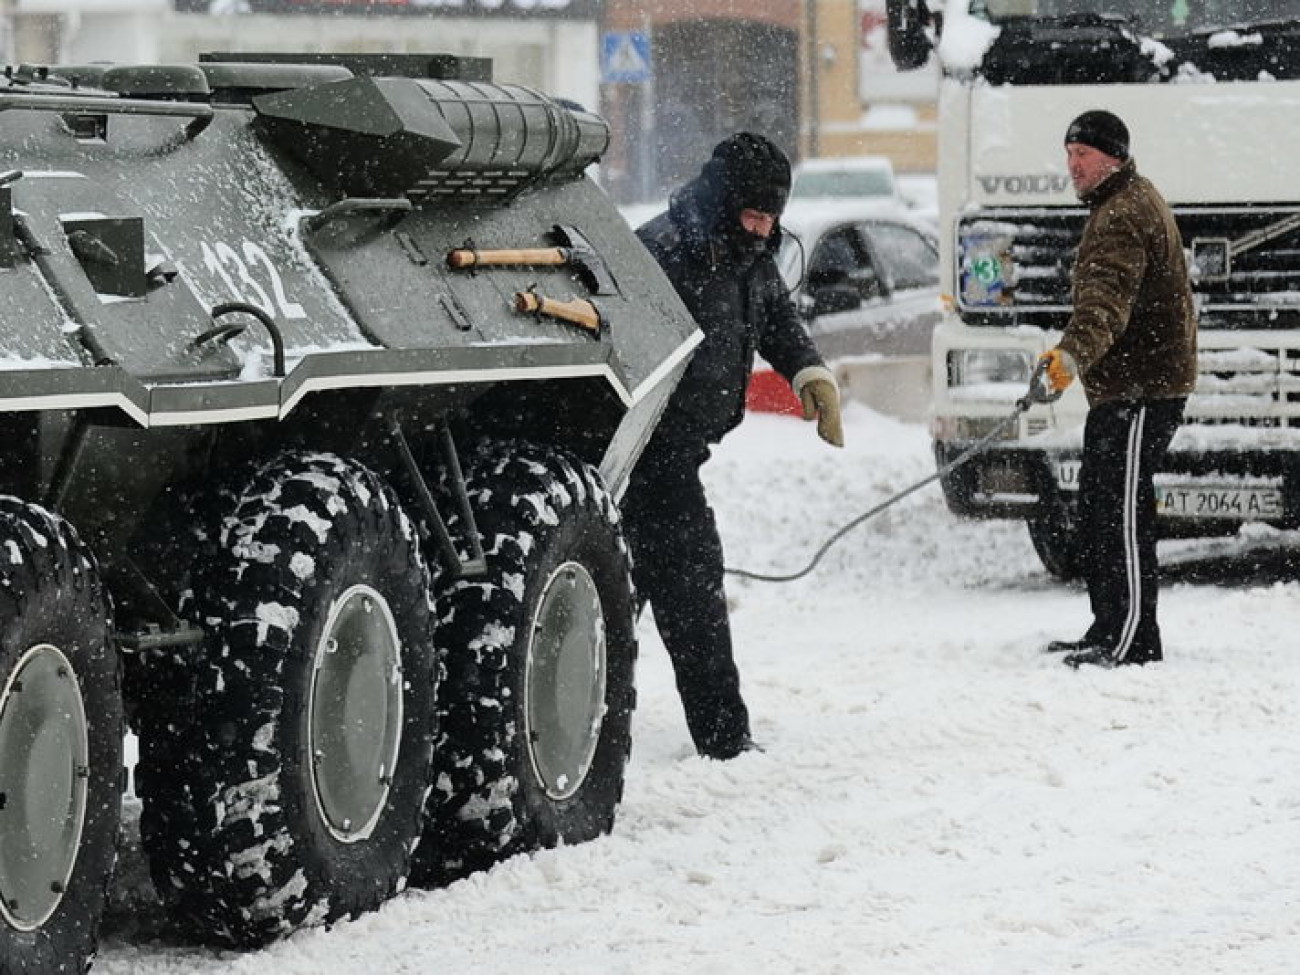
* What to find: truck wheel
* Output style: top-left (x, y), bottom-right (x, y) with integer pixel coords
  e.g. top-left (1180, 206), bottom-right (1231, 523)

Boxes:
top-left (411, 440), bottom-right (637, 885)
top-left (1027, 501), bottom-right (1083, 581)
top-left (135, 453), bottom-right (437, 948)
top-left (0, 499), bottom-right (120, 975)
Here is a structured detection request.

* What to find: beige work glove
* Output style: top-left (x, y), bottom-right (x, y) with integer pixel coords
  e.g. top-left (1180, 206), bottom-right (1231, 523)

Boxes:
top-left (792, 365), bottom-right (845, 448)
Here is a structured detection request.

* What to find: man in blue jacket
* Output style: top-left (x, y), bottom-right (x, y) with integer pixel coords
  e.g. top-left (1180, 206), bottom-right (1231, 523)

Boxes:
top-left (623, 133), bottom-right (843, 759)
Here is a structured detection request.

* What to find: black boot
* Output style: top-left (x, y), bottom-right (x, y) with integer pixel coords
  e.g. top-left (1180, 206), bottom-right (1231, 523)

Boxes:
top-left (1062, 644), bottom-right (1120, 669)
top-left (699, 733), bottom-right (763, 761)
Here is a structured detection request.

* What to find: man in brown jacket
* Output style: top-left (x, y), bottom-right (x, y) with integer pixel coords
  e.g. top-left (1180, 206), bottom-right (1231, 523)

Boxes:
top-left (1038, 109), bottom-right (1197, 669)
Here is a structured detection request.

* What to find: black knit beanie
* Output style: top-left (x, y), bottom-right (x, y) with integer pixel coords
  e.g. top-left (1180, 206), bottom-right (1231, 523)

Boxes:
top-left (1064, 110), bottom-right (1130, 160)
top-left (702, 132), bottom-right (792, 216)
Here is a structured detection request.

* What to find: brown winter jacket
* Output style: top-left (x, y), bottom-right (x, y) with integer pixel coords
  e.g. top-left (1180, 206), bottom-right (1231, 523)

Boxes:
top-left (1058, 159), bottom-right (1197, 405)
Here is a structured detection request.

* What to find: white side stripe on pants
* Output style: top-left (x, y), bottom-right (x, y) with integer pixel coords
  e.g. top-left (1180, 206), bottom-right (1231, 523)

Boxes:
top-left (1115, 405), bottom-right (1147, 661)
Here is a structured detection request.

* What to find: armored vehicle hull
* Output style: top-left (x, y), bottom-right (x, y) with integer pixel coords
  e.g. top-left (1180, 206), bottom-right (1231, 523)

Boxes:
top-left (0, 53), bottom-right (698, 969)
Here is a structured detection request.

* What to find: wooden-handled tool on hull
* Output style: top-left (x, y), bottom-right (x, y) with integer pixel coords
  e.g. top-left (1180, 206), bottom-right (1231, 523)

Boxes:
top-left (449, 247), bottom-right (566, 268)
top-left (447, 223), bottom-right (618, 295)
top-left (513, 290), bottom-right (604, 335)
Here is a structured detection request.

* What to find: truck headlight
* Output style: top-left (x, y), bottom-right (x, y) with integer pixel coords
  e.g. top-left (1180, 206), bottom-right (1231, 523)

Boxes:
top-left (948, 348), bottom-right (1034, 386)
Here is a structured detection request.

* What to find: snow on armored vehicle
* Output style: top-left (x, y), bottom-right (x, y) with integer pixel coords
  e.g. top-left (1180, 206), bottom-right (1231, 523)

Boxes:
top-left (0, 52), bottom-right (698, 970)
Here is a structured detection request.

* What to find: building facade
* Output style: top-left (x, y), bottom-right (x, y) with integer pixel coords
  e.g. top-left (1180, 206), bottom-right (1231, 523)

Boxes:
top-left (5, 0), bottom-right (601, 112)
top-left (599, 0), bottom-right (937, 203)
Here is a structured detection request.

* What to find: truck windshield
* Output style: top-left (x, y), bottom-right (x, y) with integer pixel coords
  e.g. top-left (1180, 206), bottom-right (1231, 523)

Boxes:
top-left (978, 1), bottom-right (1296, 34)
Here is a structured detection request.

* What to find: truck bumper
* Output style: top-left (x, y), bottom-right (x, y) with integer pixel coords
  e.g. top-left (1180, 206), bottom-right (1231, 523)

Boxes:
top-left (935, 439), bottom-right (1300, 533)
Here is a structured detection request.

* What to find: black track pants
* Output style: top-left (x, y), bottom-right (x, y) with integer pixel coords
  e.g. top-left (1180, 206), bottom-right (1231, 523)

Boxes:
top-left (620, 439), bottom-right (751, 758)
top-left (1076, 397), bottom-right (1185, 663)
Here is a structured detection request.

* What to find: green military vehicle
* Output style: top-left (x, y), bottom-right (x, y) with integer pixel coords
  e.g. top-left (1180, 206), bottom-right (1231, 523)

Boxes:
top-left (0, 51), bottom-right (697, 971)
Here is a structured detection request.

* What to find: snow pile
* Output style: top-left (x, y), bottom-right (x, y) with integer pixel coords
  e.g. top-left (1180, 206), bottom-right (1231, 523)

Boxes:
top-left (97, 403), bottom-right (1300, 974)
top-left (936, 1), bottom-right (1000, 74)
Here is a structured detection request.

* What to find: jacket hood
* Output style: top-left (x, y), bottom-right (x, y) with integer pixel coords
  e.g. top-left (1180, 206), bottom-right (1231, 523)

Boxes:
top-left (703, 132), bottom-right (792, 216)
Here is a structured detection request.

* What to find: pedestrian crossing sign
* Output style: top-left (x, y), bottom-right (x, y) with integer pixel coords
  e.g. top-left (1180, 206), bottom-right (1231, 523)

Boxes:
top-left (601, 31), bottom-right (652, 84)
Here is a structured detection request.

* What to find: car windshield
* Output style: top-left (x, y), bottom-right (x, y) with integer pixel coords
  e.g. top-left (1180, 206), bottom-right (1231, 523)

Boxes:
top-left (976, 0), bottom-right (1296, 34)
top-left (791, 169), bottom-right (895, 199)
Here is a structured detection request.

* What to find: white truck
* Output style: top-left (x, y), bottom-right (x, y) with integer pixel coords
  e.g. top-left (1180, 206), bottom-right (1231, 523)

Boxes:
top-left (885, 0), bottom-right (1300, 577)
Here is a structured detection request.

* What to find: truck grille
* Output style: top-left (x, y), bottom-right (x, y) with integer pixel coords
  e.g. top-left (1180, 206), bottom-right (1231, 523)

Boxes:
top-left (959, 207), bottom-right (1300, 428)
top-left (1188, 342), bottom-right (1300, 428)
top-left (958, 206), bottom-right (1300, 331)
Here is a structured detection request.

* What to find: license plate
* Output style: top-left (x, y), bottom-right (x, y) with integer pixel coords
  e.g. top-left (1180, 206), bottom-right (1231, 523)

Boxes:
top-left (1154, 485), bottom-right (1283, 520)
top-left (1053, 460), bottom-right (1284, 521)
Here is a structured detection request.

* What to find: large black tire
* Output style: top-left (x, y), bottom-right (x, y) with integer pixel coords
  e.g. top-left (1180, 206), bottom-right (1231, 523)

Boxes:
top-left (135, 453), bottom-right (438, 948)
top-left (411, 440), bottom-right (637, 885)
top-left (0, 498), bottom-right (120, 975)
top-left (1027, 500), bottom-right (1084, 581)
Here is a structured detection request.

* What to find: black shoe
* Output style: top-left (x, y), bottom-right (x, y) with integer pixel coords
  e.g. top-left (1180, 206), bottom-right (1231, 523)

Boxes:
top-left (1044, 638), bottom-right (1086, 654)
top-left (1116, 650), bottom-right (1161, 666)
top-left (1063, 644), bottom-right (1121, 669)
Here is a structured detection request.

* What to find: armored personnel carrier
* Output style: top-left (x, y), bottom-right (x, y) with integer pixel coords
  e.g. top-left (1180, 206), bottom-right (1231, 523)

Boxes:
top-left (0, 51), bottom-right (697, 971)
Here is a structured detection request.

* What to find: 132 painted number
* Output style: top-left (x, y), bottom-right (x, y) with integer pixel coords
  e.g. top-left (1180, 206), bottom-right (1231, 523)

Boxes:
top-left (200, 240), bottom-right (306, 320)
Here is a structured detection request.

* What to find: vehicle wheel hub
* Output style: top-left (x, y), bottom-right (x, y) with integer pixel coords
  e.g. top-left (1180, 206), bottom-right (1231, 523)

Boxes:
top-left (0, 644), bottom-right (89, 931)
top-left (309, 584), bottom-right (404, 843)
top-left (525, 562), bottom-right (606, 801)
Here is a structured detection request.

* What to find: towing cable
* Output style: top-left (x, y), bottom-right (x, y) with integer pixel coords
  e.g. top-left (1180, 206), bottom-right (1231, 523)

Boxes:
top-left (725, 361), bottom-right (1060, 584)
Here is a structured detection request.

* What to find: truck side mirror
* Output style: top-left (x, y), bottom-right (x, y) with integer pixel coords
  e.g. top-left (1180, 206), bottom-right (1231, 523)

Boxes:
top-left (886, 0), bottom-right (937, 71)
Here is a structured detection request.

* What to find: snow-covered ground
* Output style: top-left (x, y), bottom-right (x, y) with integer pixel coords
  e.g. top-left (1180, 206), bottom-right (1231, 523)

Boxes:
top-left (97, 403), bottom-right (1300, 974)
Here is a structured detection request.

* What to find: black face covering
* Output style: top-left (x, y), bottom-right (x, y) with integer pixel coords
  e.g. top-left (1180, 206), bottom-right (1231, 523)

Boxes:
top-left (717, 218), bottom-right (769, 267)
